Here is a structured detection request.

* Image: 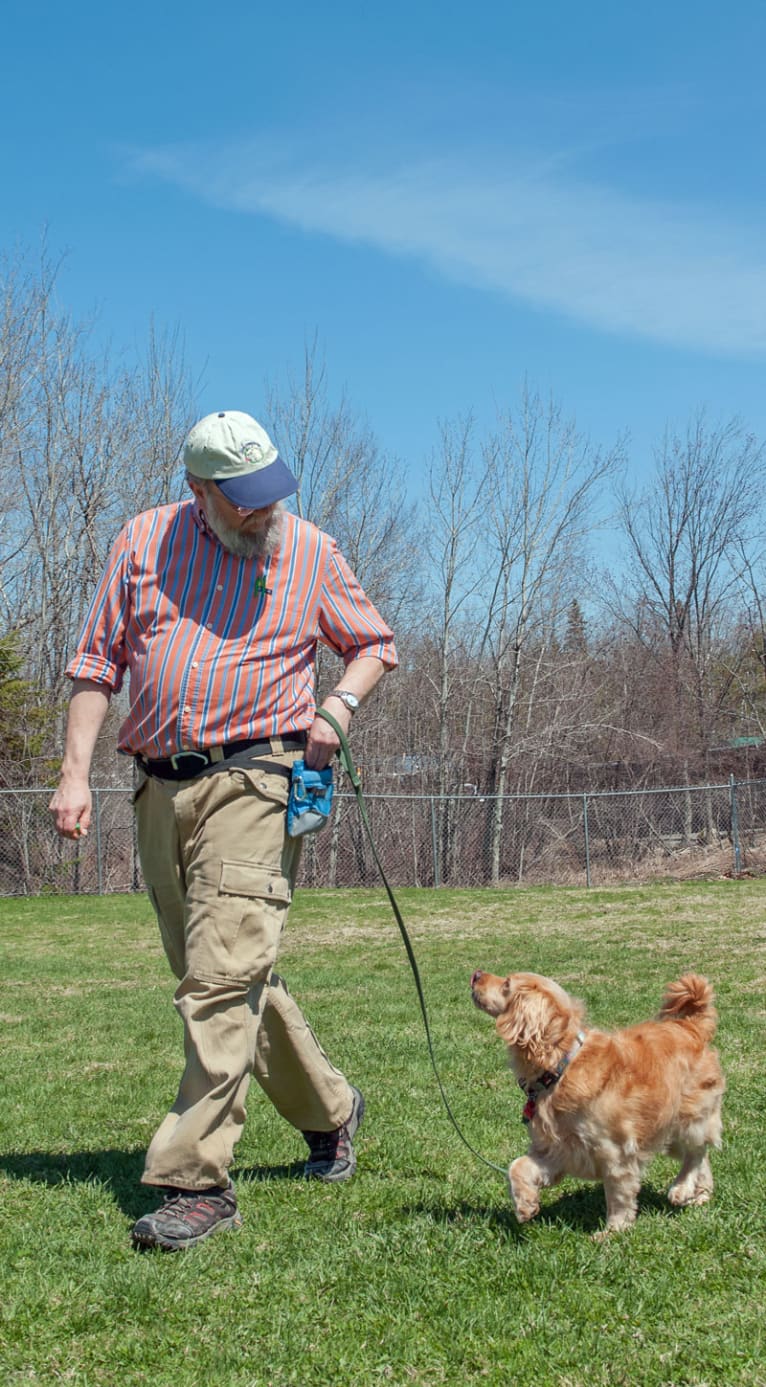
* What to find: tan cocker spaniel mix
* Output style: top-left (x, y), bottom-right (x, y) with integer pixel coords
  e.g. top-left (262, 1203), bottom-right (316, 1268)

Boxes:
top-left (471, 969), bottom-right (724, 1236)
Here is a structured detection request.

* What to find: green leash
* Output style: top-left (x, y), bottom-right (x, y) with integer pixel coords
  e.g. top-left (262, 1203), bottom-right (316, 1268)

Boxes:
top-left (317, 708), bottom-right (506, 1177)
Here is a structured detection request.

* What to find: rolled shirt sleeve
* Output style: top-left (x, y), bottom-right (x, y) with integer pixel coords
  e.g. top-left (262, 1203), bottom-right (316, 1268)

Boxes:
top-left (318, 542), bottom-right (398, 670)
top-left (65, 526), bottom-right (131, 693)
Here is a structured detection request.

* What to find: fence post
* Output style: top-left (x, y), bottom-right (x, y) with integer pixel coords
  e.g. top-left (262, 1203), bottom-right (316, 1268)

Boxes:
top-left (132, 806), bottom-right (141, 891)
top-left (583, 793), bottom-right (591, 888)
top-left (430, 798), bottom-right (441, 888)
top-left (729, 775), bottom-right (742, 878)
top-left (94, 789), bottom-right (104, 894)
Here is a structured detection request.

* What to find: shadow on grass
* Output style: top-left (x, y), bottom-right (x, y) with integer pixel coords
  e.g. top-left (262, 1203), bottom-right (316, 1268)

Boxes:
top-left (0, 1149), bottom-right (150, 1218)
top-left (402, 1184), bottom-right (679, 1237)
top-left (233, 1160), bottom-right (305, 1183)
top-left (1, 1150), bottom-right (682, 1236)
top-left (0, 1149), bottom-right (308, 1218)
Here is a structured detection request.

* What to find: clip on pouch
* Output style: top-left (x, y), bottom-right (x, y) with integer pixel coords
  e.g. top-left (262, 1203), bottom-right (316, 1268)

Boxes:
top-left (287, 759), bottom-right (334, 836)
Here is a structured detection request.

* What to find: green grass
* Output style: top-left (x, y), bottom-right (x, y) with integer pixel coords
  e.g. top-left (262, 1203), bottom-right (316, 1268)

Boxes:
top-left (1, 882), bottom-right (765, 1386)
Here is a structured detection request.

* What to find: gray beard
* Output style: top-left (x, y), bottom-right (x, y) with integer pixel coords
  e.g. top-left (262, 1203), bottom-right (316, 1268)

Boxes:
top-left (203, 498), bottom-right (285, 559)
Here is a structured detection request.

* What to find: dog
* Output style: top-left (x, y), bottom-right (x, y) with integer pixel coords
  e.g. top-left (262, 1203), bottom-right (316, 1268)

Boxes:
top-left (470, 968), bottom-right (724, 1236)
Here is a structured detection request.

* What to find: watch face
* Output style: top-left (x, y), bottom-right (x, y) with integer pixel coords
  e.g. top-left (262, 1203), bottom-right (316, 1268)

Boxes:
top-left (337, 690), bottom-right (359, 710)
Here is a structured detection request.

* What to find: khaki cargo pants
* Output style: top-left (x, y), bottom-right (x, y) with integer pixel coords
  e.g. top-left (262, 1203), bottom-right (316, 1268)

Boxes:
top-left (134, 747), bottom-right (352, 1190)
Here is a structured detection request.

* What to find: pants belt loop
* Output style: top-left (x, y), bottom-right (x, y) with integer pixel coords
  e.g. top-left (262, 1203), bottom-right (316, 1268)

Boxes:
top-left (270, 736), bottom-right (285, 754)
top-left (208, 746), bottom-right (225, 763)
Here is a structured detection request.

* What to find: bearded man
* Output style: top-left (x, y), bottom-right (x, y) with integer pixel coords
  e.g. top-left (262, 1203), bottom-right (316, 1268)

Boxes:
top-left (49, 410), bottom-right (397, 1250)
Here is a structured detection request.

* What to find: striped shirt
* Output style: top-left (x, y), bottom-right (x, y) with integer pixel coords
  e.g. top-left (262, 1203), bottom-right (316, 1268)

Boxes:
top-left (66, 501), bottom-right (398, 758)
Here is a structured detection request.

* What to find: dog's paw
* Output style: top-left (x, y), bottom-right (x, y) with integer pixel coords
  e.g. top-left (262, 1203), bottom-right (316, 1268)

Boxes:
top-left (508, 1156), bottom-right (543, 1223)
top-left (592, 1227), bottom-right (626, 1242)
top-left (512, 1202), bottom-right (539, 1224)
top-left (668, 1183), bottom-right (713, 1207)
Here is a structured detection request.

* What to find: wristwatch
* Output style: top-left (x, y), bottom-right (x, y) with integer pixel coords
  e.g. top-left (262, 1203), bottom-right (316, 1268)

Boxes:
top-left (329, 689), bottom-right (360, 713)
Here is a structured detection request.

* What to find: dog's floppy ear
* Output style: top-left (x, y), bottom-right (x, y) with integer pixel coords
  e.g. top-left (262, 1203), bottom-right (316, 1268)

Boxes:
top-left (496, 978), bottom-right (581, 1070)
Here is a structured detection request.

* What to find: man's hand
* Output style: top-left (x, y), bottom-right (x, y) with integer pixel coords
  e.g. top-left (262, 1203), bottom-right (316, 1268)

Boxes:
top-left (305, 704), bottom-right (352, 770)
top-left (49, 777), bottom-right (92, 839)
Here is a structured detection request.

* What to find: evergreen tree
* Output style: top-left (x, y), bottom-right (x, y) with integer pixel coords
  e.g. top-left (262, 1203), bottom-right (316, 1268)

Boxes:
top-left (0, 632), bottom-right (56, 784)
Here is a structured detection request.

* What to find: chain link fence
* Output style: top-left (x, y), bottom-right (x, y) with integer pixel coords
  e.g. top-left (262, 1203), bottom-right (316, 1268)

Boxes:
top-left (2, 777), bottom-right (765, 897)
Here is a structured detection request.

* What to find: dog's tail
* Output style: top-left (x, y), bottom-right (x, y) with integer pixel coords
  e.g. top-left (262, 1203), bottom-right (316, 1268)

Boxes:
top-left (657, 974), bottom-right (717, 1041)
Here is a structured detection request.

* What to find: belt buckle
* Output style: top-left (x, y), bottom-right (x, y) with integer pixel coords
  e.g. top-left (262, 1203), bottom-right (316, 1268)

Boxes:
top-left (169, 750), bottom-right (210, 772)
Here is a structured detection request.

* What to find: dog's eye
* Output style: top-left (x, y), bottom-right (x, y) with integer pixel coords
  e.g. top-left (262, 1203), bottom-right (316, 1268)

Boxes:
top-left (502, 979), bottom-right (512, 996)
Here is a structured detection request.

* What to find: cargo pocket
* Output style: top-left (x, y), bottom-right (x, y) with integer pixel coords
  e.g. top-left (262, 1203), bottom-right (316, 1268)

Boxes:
top-left (218, 860), bottom-right (290, 900)
top-left (185, 860), bottom-right (293, 985)
top-left (238, 765), bottom-right (290, 808)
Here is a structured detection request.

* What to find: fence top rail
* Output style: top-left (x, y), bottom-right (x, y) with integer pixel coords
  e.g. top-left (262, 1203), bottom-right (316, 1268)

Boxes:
top-left (4, 778), bottom-right (766, 804)
top-left (328, 779), bottom-right (761, 804)
top-left (0, 786), bottom-right (137, 796)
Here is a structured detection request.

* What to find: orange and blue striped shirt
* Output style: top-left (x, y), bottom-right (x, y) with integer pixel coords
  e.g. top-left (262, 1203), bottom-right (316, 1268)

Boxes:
top-left (66, 502), bottom-right (398, 757)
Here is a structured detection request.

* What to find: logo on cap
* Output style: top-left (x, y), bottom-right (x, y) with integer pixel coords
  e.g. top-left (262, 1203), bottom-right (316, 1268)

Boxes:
top-left (241, 439), bottom-right (265, 467)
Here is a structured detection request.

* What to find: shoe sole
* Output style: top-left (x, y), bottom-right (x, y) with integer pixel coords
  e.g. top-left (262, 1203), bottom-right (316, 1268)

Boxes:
top-left (131, 1211), bottom-right (243, 1252)
top-left (307, 1157), bottom-right (356, 1183)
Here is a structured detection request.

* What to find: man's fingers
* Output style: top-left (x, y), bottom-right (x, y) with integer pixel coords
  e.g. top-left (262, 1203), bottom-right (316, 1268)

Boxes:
top-left (61, 817), bottom-right (88, 839)
top-left (305, 735), bottom-right (339, 770)
top-left (305, 747), bottom-right (336, 770)
top-left (48, 796), bottom-right (91, 839)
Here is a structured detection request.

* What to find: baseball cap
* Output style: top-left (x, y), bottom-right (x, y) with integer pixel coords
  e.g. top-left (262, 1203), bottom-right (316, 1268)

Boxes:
top-left (183, 410), bottom-right (298, 508)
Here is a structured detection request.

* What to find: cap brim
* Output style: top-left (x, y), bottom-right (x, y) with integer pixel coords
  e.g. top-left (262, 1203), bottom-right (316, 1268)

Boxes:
top-left (214, 456), bottom-right (298, 508)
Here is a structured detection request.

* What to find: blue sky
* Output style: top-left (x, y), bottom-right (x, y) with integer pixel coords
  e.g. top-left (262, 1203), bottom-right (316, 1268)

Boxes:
top-left (2, 0), bottom-right (765, 481)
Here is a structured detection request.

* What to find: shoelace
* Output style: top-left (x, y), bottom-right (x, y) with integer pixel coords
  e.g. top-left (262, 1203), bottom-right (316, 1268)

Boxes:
top-left (160, 1191), bottom-right (231, 1224)
top-left (305, 1128), bottom-right (346, 1157)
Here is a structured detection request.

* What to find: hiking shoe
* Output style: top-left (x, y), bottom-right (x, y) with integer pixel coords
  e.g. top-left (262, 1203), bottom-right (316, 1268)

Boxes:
top-left (303, 1086), bottom-right (366, 1182)
top-left (131, 1181), bottom-right (242, 1251)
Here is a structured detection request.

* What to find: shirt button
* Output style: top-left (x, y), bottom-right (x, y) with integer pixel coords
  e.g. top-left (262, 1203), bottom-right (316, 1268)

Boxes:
top-left (217, 584), bottom-right (223, 591)
top-left (191, 661), bottom-right (199, 668)
top-left (183, 705), bottom-right (191, 713)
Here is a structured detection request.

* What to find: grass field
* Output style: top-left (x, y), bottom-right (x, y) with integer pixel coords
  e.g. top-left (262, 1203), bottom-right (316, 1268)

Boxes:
top-left (1, 881), bottom-right (765, 1386)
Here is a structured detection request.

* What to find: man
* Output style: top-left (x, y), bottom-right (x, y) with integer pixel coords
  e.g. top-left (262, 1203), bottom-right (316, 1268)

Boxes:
top-left (49, 409), bottom-right (397, 1251)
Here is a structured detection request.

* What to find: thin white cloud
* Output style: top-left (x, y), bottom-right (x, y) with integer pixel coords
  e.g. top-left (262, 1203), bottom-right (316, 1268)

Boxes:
top-left (129, 140), bottom-right (766, 357)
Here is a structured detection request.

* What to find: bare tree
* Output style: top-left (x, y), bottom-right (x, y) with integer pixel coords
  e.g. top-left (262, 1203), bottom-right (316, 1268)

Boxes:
top-left (117, 319), bottom-right (198, 513)
top-left (265, 339), bottom-right (419, 617)
top-left (0, 246), bottom-right (198, 743)
top-left (423, 416), bottom-right (490, 792)
top-left (266, 338), bottom-right (360, 529)
top-left (717, 540), bottom-right (766, 742)
top-left (480, 388), bottom-right (624, 882)
top-left (612, 414), bottom-right (765, 781)
top-left (403, 416), bottom-right (491, 878)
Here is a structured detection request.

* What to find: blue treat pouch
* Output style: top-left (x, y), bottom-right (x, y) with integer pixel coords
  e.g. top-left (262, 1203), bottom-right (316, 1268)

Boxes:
top-left (287, 760), bottom-right (334, 836)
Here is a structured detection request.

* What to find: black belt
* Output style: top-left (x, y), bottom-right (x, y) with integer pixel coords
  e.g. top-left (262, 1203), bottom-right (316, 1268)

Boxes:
top-left (137, 733), bottom-right (307, 782)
